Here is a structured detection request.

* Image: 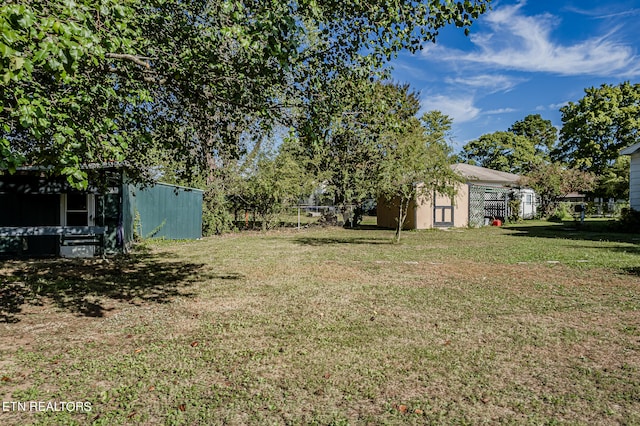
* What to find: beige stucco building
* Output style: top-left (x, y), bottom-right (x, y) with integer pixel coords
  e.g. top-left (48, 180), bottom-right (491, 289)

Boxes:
top-left (377, 163), bottom-right (536, 230)
top-left (377, 183), bottom-right (470, 229)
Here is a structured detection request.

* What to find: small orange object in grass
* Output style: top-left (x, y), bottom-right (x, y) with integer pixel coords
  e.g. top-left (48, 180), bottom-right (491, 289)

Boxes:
top-left (491, 219), bottom-right (502, 226)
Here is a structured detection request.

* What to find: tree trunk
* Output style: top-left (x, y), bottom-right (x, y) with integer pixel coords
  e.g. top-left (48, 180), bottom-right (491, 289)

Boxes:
top-left (395, 198), bottom-right (408, 243)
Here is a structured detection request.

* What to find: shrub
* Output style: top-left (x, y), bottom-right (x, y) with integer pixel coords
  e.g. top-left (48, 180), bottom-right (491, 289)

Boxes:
top-left (618, 208), bottom-right (640, 233)
top-left (507, 197), bottom-right (522, 223)
top-left (548, 202), bottom-right (572, 222)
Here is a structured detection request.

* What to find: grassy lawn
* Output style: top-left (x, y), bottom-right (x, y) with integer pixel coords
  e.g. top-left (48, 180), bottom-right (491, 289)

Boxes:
top-left (1, 220), bottom-right (639, 424)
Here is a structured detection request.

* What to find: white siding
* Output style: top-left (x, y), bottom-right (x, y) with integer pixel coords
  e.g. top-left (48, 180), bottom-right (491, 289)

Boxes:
top-left (630, 153), bottom-right (640, 211)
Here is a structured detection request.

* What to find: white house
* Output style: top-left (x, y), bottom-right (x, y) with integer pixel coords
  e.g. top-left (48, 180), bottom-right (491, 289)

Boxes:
top-left (621, 141), bottom-right (640, 211)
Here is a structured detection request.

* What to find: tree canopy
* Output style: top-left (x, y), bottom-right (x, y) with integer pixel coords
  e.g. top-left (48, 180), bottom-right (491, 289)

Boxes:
top-left (1, 0), bottom-right (490, 187)
top-left (508, 114), bottom-right (557, 158)
top-left (458, 114), bottom-right (559, 175)
top-left (553, 82), bottom-right (640, 175)
top-left (292, 79), bottom-right (422, 213)
top-left (459, 131), bottom-right (538, 175)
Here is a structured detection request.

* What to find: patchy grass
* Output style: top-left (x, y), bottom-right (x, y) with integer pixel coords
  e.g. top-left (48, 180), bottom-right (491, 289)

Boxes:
top-left (1, 220), bottom-right (639, 424)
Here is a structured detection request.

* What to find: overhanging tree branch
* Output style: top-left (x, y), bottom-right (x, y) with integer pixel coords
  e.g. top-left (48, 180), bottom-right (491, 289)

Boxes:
top-left (105, 53), bottom-right (154, 69)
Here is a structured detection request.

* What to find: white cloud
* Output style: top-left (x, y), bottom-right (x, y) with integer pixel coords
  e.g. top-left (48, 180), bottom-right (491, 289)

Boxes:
top-left (444, 74), bottom-right (526, 94)
top-left (485, 107), bottom-right (517, 115)
top-left (548, 101), bottom-right (569, 110)
top-left (564, 6), bottom-right (640, 20)
top-left (420, 95), bottom-right (481, 123)
top-left (535, 101), bottom-right (568, 111)
top-left (428, 1), bottom-right (640, 77)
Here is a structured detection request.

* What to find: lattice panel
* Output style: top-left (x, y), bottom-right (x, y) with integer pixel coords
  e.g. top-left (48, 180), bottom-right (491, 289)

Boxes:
top-left (468, 184), bottom-right (511, 227)
top-left (468, 184), bottom-right (486, 227)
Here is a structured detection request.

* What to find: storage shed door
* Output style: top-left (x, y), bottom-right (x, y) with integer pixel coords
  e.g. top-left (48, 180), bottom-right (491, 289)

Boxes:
top-left (60, 194), bottom-right (95, 257)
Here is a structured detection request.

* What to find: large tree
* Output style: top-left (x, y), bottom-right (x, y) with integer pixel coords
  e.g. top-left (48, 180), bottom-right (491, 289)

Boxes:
top-left (459, 131), bottom-right (538, 175)
top-left (1, 0), bottom-right (490, 187)
top-left (553, 82), bottom-right (640, 176)
top-left (508, 114), bottom-right (557, 158)
top-left (293, 79), bottom-right (422, 218)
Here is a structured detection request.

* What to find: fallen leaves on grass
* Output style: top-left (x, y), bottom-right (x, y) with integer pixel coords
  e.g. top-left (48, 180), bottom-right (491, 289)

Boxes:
top-left (395, 404), bottom-right (408, 414)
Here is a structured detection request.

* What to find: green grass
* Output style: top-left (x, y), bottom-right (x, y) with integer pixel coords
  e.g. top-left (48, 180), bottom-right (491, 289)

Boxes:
top-left (1, 220), bottom-right (639, 424)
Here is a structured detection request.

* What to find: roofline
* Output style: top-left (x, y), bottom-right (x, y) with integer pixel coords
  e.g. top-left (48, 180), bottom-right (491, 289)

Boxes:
top-left (621, 142), bottom-right (640, 155)
top-left (450, 163), bottom-right (522, 184)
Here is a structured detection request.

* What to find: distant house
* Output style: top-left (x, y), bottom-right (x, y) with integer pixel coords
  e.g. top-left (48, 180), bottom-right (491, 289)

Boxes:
top-left (621, 141), bottom-right (640, 210)
top-left (0, 166), bottom-right (203, 257)
top-left (559, 192), bottom-right (587, 203)
top-left (377, 163), bottom-right (537, 230)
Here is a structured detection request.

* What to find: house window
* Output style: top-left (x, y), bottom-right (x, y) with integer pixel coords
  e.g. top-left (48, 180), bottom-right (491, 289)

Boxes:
top-left (526, 194), bottom-right (532, 204)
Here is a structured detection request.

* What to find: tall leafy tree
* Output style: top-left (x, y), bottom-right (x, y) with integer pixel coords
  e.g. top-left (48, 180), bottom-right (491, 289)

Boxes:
top-left (508, 114), bottom-right (557, 158)
top-left (294, 79), bottom-right (421, 214)
top-left (1, 0), bottom-right (148, 184)
top-left (1, 0), bottom-right (490, 187)
top-left (553, 82), bottom-right (640, 176)
top-left (599, 155), bottom-right (630, 200)
top-left (459, 131), bottom-right (538, 175)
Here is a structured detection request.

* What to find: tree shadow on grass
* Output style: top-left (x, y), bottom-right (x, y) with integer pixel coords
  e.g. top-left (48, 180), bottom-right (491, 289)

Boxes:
top-left (294, 236), bottom-right (393, 246)
top-left (625, 267), bottom-right (640, 277)
top-left (506, 221), bottom-right (640, 245)
top-left (0, 253), bottom-right (239, 323)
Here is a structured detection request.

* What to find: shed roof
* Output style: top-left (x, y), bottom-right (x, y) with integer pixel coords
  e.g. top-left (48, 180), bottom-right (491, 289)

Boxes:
top-left (450, 163), bottom-right (521, 186)
top-left (620, 142), bottom-right (640, 155)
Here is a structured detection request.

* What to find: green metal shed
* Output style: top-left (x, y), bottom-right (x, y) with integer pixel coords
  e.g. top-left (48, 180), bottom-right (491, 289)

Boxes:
top-left (122, 182), bottom-right (203, 245)
top-left (0, 167), bottom-right (203, 257)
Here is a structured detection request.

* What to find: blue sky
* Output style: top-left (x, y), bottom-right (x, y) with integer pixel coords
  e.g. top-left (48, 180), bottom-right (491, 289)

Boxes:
top-left (388, 0), bottom-right (640, 152)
